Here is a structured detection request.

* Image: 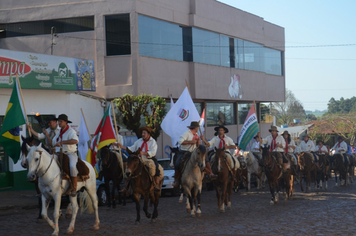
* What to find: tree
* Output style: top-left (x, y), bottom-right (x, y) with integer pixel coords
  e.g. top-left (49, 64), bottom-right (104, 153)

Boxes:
top-left (271, 89), bottom-right (306, 126)
top-left (113, 94), bottom-right (167, 140)
top-left (324, 112), bottom-right (356, 145)
top-left (305, 113), bottom-right (317, 122)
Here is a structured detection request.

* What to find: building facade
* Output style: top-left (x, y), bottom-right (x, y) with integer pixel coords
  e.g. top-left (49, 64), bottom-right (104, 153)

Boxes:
top-left (0, 0), bottom-right (285, 190)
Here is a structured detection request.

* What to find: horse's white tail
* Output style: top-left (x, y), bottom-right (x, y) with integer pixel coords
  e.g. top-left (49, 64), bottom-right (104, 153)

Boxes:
top-left (79, 189), bottom-right (94, 214)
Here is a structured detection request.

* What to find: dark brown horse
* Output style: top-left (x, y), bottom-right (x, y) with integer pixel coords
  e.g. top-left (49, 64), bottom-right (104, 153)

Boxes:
top-left (125, 149), bottom-right (163, 224)
top-left (99, 146), bottom-right (125, 208)
top-left (315, 154), bottom-right (330, 190)
top-left (297, 152), bottom-right (317, 192)
top-left (348, 154), bottom-right (355, 184)
top-left (234, 155), bottom-right (247, 192)
top-left (211, 148), bottom-right (234, 212)
top-left (329, 154), bottom-right (349, 186)
top-left (262, 146), bottom-right (292, 205)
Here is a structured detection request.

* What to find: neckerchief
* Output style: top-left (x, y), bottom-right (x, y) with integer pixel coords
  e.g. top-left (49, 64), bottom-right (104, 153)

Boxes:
top-left (337, 141), bottom-right (342, 148)
top-left (270, 136), bottom-right (277, 151)
top-left (57, 125), bottom-right (69, 142)
top-left (140, 138), bottom-right (149, 152)
top-left (219, 135), bottom-right (226, 149)
top-left (192, 132), bottom-right (199, 141)
top-left (319, 145), bottom-right (322, 154)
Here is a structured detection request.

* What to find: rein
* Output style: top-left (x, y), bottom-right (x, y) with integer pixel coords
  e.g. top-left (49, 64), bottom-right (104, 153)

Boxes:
top-left (34, 150), bottom-right (59, 187)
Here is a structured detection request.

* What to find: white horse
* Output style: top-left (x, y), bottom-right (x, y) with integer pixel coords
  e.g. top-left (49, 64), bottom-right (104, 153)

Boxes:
top-left (26, 144), bottom-right (100, 236)
top-left (244, 151), bottom-right (266, 191)
top-left (181, 145), bottom-right (206, 217)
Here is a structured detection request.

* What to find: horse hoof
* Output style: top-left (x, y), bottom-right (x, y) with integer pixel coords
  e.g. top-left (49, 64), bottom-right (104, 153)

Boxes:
top-left (186, 208), bottom-right (191, 213)
top-left (191, 213), bottom-right (196, 218)
top-left (66, 229), bottom-right (73, 234)
top-left (220, 209), bottom-right (225, 213)
top-left (151, 218), bottom-right (156, 223)
top-left (270, 200), bottom-right (274, 205)
top-left (146, 214), bottom-right (152, 219)
top-left (135, 221), bottom-right (140, 225)
top-left (227, 206), bottom-right (232, 210)
top-left (65, 214), bottom-right (72, 219)
top-left (52, 232), bottom-right (59, 236)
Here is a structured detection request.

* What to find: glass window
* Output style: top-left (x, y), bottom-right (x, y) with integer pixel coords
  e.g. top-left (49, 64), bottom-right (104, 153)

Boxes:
top-left (244, 41), bottom-right (264, 72)
top-left (206, 103), bottom-right (235, 126)
top-left (234, 38), bottom-right (244, 69)
top-left (220, 35), bottom-right (230, 67)
top-left (238, 103), bottom-right (253, 124)
top-left (3, 16), bottom-right (94, 37)
top-left (105, 14), bottom-right (131, 56)
top-left (138, 15), bottom-right (183, 61)
top-left (264, 47), bottom-right (282, 76)
top-left (192, 28), bottom-right (220, 66)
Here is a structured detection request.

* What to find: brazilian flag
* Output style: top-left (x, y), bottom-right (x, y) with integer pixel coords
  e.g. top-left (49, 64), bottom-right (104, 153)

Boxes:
top-left (0, 79), bottom-right (26, 163)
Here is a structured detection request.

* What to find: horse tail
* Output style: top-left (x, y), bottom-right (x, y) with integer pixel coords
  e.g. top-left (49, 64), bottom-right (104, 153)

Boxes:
top-left (79, 188), bottom-right (94, 214)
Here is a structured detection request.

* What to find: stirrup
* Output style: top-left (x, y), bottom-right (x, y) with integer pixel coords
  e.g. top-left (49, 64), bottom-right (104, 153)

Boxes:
top-left (70, 189), bottom-right (77, 197)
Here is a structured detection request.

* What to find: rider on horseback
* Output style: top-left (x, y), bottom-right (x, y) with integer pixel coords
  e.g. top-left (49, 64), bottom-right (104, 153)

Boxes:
top-left (201, 125), bottom-right (237, 179)
top-left (173, 121), bottom-right (217, 188)
top-left (119, 126), bottom-right (161, 192)
top-left (52, 114), bottom-right (79, 197)
top-left (251, 135), bottom-right (263, 166)
top-left (28, 115), bottom-right (59, 153)
top-left (331, 136), bottom-right (349, 167)
top-left (261, 126), bottom-right (289, 172)
top-left (299, 134), bottom-right (320, 170)
top-left (281, 131), bottom-right (298, 171)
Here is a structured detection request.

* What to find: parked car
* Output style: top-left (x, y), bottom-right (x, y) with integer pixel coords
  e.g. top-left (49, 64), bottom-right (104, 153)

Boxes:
top-left (158, 158), bottom-right (180, 196)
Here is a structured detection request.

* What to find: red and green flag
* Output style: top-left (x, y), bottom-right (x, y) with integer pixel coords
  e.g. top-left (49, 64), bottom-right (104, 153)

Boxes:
top-left (86, 103), bottom-right (116, 169)
top-left (238, 104), bottom-right (259, 150)
top-left (0, 79), bottom-right (26, 163)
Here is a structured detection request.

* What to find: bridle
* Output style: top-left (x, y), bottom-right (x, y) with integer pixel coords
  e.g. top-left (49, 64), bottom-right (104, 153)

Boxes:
top-left (32, 149), bottom-right (58, 187)
top-left (127, 155), bottom-right (144, 179)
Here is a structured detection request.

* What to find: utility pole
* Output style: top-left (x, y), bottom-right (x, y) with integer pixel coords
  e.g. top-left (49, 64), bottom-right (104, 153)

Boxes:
top-left (51, 27), bottom-right (56, 55)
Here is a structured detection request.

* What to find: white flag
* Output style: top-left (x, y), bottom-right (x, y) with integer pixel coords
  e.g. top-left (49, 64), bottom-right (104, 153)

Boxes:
top-left (78, 112), bottom-right (90, 160)
top-left (170, 96), bottom-right (174, 110)
top-left (161, 87), bottom-right (200, 146)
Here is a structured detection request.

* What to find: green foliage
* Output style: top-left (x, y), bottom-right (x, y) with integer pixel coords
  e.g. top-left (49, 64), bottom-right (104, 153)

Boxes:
top-left (327, 96), bottom-right (356, 114)
top-left (305, 113), bottom-right (317, 122)
top-left (113, 94), bottom-right (167, 140)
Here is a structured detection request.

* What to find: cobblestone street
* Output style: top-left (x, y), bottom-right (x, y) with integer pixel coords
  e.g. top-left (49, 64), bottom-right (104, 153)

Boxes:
top-left (1, 178), bottom-right (356, 236)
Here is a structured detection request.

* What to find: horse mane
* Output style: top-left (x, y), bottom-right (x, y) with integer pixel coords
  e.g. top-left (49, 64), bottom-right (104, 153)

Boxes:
top-left (197, 145), bottom-right (206, 155)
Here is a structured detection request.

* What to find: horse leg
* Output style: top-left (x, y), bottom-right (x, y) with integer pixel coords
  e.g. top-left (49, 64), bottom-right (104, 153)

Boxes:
top-left (247, 172), bottom-right (251, 191)
top-left (65, 203), bottom-right (73, 219)
top-left (196, 188), bottom-right (202, 217)
top-left (66, 195), bottom-right (79, 234)
top-left (335, 173), bottom-right (338, 186)
top-left (268, 179), bottom-right (275, 205)
top-left (227, 181), bottom-right (232, 210)
top-left (51, 195), bottom-right (61, 236)
top-left (41, 195), bottom-right (55, 230)
top-left (85, 186), bottom-right (100, 231)
top-left (133, 193), bottom-right (141, 224)
top-left (37, 195), bottom-right (43, 222)
top-left (215, 184), bottom-right (221, 211)
top-left (151, 191), bottom-right (160, 222)
top-left (112, 180), bottom-right (116, 209)
top-left (143, 193), bottom-right (151, 219)
top-left (220, 183), bottom-right (227, 213)
top-left (104, 180), bottom-right (111, 208)
top-left (300, 172), bottom-right (304, 192)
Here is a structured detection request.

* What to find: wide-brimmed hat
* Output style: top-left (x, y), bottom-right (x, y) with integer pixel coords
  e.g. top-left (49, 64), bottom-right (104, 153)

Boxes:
top-left (139, 126), bottom-right (152, 135)
top-left (46, 115), bottom-right (57, 124)
top-left (303, 134), bottom-right (310, 138)
top-left (214, 125), bottom-right (229, 134)
top-left (269, 126), bottom-right (278, 132)
top-left (187, 121), bottom-right (200, 129)
top-left (281, 130), bottom-right (289, 136)
top-left (57, 114), bottom-right (72, 123)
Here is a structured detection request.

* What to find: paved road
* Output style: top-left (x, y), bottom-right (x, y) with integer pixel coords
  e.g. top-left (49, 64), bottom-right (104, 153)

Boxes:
top-left (1, 178), bottom-right (356, 236)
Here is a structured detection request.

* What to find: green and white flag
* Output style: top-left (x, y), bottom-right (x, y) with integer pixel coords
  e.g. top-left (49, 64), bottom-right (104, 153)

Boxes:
top-left (238, 104), bottom-right (259, 150)
top-left (0, 79), bottom-right (26, 163)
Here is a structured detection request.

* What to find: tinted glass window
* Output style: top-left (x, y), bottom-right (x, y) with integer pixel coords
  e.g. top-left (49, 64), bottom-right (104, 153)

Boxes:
top-left (244, 41), bottom-right (264, 72)
top-left (234, 38), bottom-right (244, 69)
top-left (105, 14), bottom-right (131, 56)
top-left (220, 34), bottom-right (230, 67)
top-left (206, 103), bottom-right (235, 126)
top-left (264, 47), bottom-right (282, 76)
top-left (138, 15), bottom-right (183, 61)
top-left (192, 28), bottom-right (220, 66)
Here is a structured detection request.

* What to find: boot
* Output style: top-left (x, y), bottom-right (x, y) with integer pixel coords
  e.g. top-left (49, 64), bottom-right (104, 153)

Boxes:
top-left (98, 171), bottom-right (103, 181)
top-left (70, 177), bottom-right (77, 197)
top-left (173, 170), bottom-right (181, 188)
top-left (283, 163), bottom-right (289, 172)
top-left (153, 176), bottom-right (161, 192)
top-left (205, 162), bottom-right (218, 180)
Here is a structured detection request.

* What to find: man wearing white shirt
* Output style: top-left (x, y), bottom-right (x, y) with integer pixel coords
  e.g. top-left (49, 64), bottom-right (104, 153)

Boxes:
top-left (331, 136), bottom-right (349, 167)
top-left (299, 134), bottom-right (320, 170)
top-left (28, 115), bottom-right (60, 153)
top-left (119, 126), bottom-right (160, 191)
top-left (52, 114), bottom-right (79, 196)
top-left (261, 126), bottom-right (288, 171)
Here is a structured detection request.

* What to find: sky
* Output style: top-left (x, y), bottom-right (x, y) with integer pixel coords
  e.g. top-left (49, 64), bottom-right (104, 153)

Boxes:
top-left (219, 0), bottom-right (356, 111)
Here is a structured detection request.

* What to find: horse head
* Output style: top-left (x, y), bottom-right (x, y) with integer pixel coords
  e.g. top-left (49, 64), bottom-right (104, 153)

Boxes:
top-left (20, 135), bottom-right (42, 169)
top-left (215, 148), bottom-right (226, 172)
top-left (169, 146), bottom-right (179, 168)
top-left (126, 152), bottom-right (142, 178)
top-left (126, 147), bottom-right (140, 156)
top-left (261, 145), bottom-right (273, 167)
top-left (100, 146), bottom-right (112, 167)
top-left (26, 143), bottom-right (45, 182)
top-left (193, 145), bottom-right (206, 170)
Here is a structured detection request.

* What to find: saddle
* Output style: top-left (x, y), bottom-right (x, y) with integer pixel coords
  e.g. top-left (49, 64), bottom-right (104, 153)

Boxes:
top-left (61, 154), bottom-right (90, 182)
top-left (140, 157), bottom-right (164, 179)
top-left (178, 152), bottom-right (192, 174)
top-left (211, 151), bottom-right (239, 171)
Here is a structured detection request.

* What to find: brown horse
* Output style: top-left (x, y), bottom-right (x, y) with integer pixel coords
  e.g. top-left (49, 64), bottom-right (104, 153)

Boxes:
top-left (297, 152), bottom-right (317, 192)
top-left (262, 146), bottom-right (293, 205)
top-left (315, 154), bottom-right (330, 190)
top-left (99, 146), bottom-right (125, 208)
top-left (125, 149), bottom-right (163, 224)
top-left (211, 148), bottom-right (234, 212)
top-left (329, 154), bottom-right (349, 186)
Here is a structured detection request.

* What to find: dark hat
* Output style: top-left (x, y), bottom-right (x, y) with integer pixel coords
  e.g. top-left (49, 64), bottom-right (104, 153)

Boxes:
top-left (303, 134), bottom-right (310, 138)
top-left (254, 135), bottom-right (259, 139)
top-left (337, 136), bottom-right (344, 140)
top-left (269, 126), bottom-right (279, 132)
top-left (139, 126), bottom-right (152, 135)
top-left (281, 130), bottom-right (289, 136)
top-left (187, 121), bottom-right (200, 129)
top-left (57, 114), bottom-right (72, 123)
top-left (46, 115), bottom-right (57, 124)
top-left (214, 125), bottom-right (229, 134)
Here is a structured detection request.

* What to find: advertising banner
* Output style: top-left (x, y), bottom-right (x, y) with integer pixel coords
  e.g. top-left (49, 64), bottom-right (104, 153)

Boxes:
top-left (0, 49), bottom-right (95, 91)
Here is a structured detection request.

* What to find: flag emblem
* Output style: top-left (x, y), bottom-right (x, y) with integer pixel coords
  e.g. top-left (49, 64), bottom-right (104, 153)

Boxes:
top-left (178, 109), bottom-right (189, 121)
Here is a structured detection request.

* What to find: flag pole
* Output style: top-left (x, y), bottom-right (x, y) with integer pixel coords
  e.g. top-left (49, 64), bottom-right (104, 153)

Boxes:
top-left (80, 108), bottom-right (92, 144)
top-left (15, 74), bottom-right (31, 137)
top-left (111, 101), bottom-right (124, 174)
top-left (254, 100), bottom-right (262, 149)
top-left (186, 80), bottom-right (203, 137)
